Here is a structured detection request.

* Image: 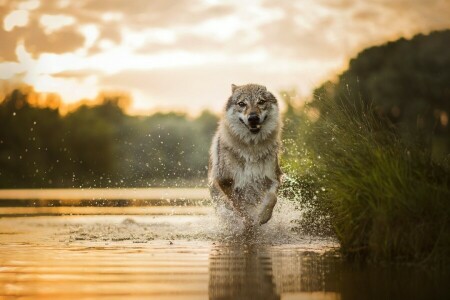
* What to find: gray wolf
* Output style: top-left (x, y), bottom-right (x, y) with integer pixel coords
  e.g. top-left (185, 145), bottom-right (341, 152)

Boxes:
top-left (208, 83), bottom-right (282, 227)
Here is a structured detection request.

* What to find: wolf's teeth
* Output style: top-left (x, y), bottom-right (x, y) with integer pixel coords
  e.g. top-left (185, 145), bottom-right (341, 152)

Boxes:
top-left (256, 125), bottom-right (261, 128)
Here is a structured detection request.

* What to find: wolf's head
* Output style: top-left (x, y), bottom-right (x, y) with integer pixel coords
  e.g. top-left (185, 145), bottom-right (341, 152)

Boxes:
top-left (224, 83), bottom-right (280, 142)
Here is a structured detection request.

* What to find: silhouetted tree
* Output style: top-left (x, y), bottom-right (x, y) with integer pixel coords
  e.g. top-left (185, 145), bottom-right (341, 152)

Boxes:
top-left (312, 30), bottom-right (450, 157)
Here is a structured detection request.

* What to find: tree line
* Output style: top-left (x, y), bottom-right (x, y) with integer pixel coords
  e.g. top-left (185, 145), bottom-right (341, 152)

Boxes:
top-left (0, 88), bottom-right (218, 188)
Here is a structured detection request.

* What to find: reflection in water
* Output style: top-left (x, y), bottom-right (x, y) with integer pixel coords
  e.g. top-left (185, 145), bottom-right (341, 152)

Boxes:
top-left (209, 242), bottom-right (450, 300)
top-left (270, 248), bottom-right (340, 297)
top-left (208, 241), bottom-right (343, 300)
top-left (209, 244), bottom-right (280, 300)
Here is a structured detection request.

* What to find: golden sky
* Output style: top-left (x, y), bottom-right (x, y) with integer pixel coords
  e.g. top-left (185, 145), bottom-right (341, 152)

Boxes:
top-left (1, 0), bottom-right (449, 114)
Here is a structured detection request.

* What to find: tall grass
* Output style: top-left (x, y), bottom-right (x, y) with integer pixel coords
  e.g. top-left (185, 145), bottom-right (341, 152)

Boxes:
top-left (285, 95), bottom-right (450, 265)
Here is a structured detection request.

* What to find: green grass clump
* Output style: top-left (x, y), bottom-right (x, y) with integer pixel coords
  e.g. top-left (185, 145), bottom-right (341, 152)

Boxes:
top-left (288, 96), bottom-right (450, 265)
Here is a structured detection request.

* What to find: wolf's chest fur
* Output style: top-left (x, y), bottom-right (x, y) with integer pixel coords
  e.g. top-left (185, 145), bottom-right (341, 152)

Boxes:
top-left (230, 151), bottom-right (277, 189)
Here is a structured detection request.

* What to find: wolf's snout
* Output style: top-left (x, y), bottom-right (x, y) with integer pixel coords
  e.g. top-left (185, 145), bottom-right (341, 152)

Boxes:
top-left (248, 113), bottom-right (260, 124)
top-left (247, 113), bottom-right (261, 133)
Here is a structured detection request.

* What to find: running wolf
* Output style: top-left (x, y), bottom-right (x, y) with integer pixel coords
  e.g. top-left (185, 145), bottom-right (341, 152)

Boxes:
top-left (208, 83), bottom-right (282, 227)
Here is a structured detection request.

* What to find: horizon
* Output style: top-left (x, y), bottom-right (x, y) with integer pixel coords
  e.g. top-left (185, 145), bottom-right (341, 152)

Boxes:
top-left (1, 0), bottom-right (449, 114)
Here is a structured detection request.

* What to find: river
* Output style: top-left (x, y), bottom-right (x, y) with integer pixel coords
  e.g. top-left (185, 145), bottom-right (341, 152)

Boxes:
top-left (0, 189), bottom-right (447, 299)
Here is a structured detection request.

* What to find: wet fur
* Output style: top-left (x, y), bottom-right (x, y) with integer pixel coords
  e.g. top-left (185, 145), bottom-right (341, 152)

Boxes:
top-left (208, 84), bottom-right (282, 226)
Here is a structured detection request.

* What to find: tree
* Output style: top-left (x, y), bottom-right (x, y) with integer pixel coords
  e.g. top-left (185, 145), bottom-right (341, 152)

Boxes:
top-left (312, 30), bottom-right (450, 157)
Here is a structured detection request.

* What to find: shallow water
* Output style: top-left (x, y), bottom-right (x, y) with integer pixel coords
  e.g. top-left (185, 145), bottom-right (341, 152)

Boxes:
top-left (0, 191), bottom-right (448, 299)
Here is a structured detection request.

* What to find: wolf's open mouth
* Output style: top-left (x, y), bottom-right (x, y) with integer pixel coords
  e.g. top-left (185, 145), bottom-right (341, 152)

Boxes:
top-left (249, 124), bottom-right (261, 133)
top-left (239, 118), bottom-right (261, 133)
top-left (239, 118), bottom-right (262, 134)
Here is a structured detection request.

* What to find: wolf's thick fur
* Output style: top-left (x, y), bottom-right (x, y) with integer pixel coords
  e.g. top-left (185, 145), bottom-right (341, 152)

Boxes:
top-left (208, 84), bottom-right (282, 226)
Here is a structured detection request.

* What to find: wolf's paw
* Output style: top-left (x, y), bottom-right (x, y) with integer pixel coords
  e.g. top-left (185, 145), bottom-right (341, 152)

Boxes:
top-left (258, 192), bottom-right (277, 225)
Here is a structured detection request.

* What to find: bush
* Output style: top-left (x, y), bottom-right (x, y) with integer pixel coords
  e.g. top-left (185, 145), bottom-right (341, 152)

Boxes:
top-left (292, 93), bottom-right (450, 265)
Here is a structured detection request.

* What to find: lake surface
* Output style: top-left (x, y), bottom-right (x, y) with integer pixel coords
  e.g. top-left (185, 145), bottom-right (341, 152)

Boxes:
top-left (0, 189), bottom-right (448, 299)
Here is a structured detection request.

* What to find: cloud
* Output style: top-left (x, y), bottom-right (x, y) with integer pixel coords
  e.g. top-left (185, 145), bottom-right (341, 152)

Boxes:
top-left (0, 0), bottom-right (239, 60)
top-left (0, 30), bottom-right (18, 61)
top-left (3, 9), bottom-right (30, 31)
top-left (97, 56), bottom-right (341, 113)
top-left (39, 14), bottom-right (75, 34)
top-left (24, 23), bottom-right (85, 57)
top-left (0, 5), bottom-right (85, 61)
top-left (1, 0), bottom-right (449, 113)
top-left (82, 0), bottom-right (235, 28)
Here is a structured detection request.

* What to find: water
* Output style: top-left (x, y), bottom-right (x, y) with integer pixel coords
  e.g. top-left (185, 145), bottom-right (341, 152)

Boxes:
top-left (0, 189), bottom-right (448, 299)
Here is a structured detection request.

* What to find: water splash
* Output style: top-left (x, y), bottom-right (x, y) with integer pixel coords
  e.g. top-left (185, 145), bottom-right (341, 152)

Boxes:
top-left (61, 172), bottom-right (333, 245)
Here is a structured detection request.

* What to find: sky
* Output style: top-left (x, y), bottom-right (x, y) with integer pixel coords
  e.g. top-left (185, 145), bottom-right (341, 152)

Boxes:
top-left (0, 0), bottom-right (449, 114)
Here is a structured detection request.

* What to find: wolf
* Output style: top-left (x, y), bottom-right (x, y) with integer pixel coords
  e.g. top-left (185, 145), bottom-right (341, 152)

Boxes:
top-left (208, 83), bottom-right (282, 227)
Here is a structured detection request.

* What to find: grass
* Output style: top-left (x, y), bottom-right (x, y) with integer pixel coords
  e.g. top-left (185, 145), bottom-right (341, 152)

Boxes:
top-left (283, 94), bottom-right (450, 266)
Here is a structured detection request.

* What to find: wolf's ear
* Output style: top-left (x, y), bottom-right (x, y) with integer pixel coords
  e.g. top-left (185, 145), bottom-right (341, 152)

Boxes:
top-left (231, 84), bottom-right (239, 93)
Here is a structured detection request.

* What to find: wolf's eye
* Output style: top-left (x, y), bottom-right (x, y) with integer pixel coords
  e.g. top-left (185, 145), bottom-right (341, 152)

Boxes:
top-left (257, 99), bottom-right (266, 105)
top-left (237, 102), bottom-right (246, 107)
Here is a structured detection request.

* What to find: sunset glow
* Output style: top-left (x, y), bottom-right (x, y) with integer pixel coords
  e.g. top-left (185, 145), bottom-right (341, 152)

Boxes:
top-left (1, 0), bottom-right (449, 114)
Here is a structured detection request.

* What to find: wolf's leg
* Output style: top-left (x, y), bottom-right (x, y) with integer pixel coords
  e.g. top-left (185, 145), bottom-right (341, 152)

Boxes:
top-left (258, 181), bottom-right (279, 225)
top-left (212, 179), bottom-right (250, 221)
